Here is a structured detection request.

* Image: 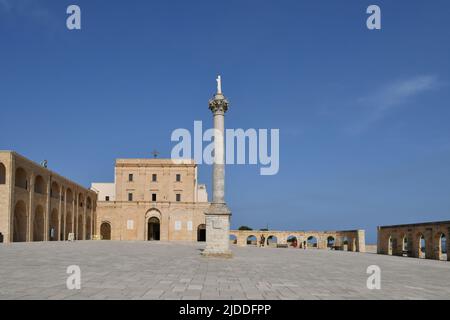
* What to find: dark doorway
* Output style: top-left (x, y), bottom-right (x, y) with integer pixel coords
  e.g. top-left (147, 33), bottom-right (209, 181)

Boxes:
top-left (100, 222), bottom-right (111, 240)
top-left (197, 224), bottom-right (206, 242)
top-left (148, 217), bottom-right (160, 241)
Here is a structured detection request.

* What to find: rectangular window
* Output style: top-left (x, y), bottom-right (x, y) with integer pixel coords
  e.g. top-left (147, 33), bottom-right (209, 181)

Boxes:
top-left (128, 193), bottom-right (133, 201)
top-left (175, 221), bottom-right (182, 231)
top-left (105, 196), bottom-right (110, 201)
top-left (176, 174), bottom-right (181, 182)
top-left (127, 220), bottom-right (134, 230)
top-left (187, 221), bottom-right (193, 231)
top-left (152, 174), bottom-right (157, 182)
top-left (176, 194), bottom-right (181, 202)
top-left (152, 193), bottom-right (157, 202)
top-left (129, 174), bottom-right (133, 182)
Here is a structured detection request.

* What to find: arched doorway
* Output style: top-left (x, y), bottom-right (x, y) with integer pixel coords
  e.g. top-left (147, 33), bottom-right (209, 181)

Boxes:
top-left (49, 209), bottom-right (58, 241)
top-left (100, 222), bottom-right (111, 240)
top-left (267, 235), bottom-right (278, 247)
top-left (402, 236), bottom-right (409, 256)
top-left (33, 205), bottom-right (45, 242)
top-left (388, 236), bottom-right (393, 255)
top-left (13, 201), bottom-right (27, 242)
top-left (419, 234), bottom-right (426, 259)
top-left (229, 234), bottom-right (237, 245)
top-left (307, 236), bottom-right (317, 248)
top-left (327, 236), bottom-right (335, 249)
top-left (246, 235), bottom-right (257, 246)
top-left (437, 233), bottom-right (447, 261)
top-left (342, 236), bottom-right (349, 251)
top-left (287, 235), bottom-right (298, 248)
top-left (197, 224), bottom-right (206, 242)
top-left (147, 217), bottom-right (160, 241)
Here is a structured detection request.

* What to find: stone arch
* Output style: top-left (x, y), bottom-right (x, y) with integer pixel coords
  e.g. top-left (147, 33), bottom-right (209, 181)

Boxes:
top-left (13, 201), bottom-right (27, 242)
top-left (327, 236), bottom-right (335, 249)
top-left (85, 215), bottom-right (91, 240)
top-left (388, 236), bottom-right (393, 255)
top-left (147, 217), bottom-right (160, 241)
top-left (267, 235), bottom-right (278, 247)
top-left (287, 235), bottom-right (298, 248)
top-left (100, 221), bottom-right (111, 240)
top-left (60, 205), bottom-right (65, 240)
top-left (246, 235), bottom-right (257, 246)
top-left (86, 197), bottom-right (92, 209)
top-left (49, 208), bottom-right (58, 241)
top-left (65, 211), bottom-right (73, 239)
top-left (15, 167), bottom-right (28, 189)
top-left (0, 162), bottom-right (5, 184)
top-left (33, 205), bottom-right (45, 241)
top-left (78, 193), bottom-right (84, 208)
top-left (229, 234), bottom-right (237, 245)
top-left (307, 236), bottom-right (318, 248)
top-left (66, 188), bottom-right (73, 203)
top-left (77, 214), bottom-right (83, 240)
top-left (401, 234), bottom-right (409, 256)
top-left (435, 233), bottom-right (446, 261)
top-left (145, 209), bottom-right (162, 241)
top-left (197, 224), bottom-right (206, 242)
top-left (342, 236), bottom-right (349, 251)
top-left (418, 233), bottom-right (426, 259)
top-left (34, 175), bottom-right (46, 195)
top-left (51, 181), bottom-right (60, 199)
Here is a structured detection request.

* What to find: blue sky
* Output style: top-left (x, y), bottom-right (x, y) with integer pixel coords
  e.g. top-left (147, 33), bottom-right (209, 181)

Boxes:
top-left (1, 0), bottom-right (450, 243)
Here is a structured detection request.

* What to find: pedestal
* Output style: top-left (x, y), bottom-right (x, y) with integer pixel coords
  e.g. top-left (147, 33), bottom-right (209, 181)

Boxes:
top-left (202, 203), bottom-right (232, 258)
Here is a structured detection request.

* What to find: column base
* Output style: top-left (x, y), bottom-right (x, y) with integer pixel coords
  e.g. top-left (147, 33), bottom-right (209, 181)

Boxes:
top-left (202, 203), bottom-right (232, 258)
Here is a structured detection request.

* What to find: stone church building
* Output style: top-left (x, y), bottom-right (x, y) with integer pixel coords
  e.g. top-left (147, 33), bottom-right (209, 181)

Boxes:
top-left (91, 158), bottom-right (209, 242)
top-left (0, 151), bottom-right (97, 243)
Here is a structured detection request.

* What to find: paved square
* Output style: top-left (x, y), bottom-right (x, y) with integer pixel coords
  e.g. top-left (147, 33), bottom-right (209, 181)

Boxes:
top-left (0, 241), bottom-right (449, 300)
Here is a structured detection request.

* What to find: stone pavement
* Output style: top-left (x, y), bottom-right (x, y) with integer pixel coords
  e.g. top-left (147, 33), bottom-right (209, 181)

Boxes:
top-left (0, 241), bottom-right (449, 300)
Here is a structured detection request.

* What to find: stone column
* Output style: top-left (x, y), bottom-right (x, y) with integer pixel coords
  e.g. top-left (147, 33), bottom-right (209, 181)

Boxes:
top-left (63, 188), bottom-right (67, 240)
top-left (72, 196), bottom-right (75, 236)
top-left (356, 230), bottom-right (366, 253)
top-left (425, 228), bottom-right (433, 260)
top-left (28, 173), bottom-right (35, 242)
top-left (75, 192), bottom-right (79, 239)
top-left (376, 227), bottom-right (381, 254)
top-left (44, 177), bottom-right (51, 241)
top-left (202, 76), bottom-right (232, 258)
top-left (57, 185), bottom-right (62, 241)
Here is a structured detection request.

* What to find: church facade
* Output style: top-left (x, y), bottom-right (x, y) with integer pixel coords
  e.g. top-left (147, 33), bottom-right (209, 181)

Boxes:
top-left (91, 158), bottom-right (209, 242)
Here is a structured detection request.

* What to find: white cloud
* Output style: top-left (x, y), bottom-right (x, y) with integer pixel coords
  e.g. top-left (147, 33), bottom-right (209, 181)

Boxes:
top-left (348, 75), bottom-right (440, 134)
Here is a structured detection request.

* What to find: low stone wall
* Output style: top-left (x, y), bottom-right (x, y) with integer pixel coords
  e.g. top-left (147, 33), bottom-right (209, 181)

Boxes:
top-left (229, 229), bottom-right (366, 252)
top-left (377, 221), bottom-right (449, 261)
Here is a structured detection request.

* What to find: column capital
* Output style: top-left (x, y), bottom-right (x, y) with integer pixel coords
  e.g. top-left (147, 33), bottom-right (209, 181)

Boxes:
top-left (209, 94), bottom-right (229, 114)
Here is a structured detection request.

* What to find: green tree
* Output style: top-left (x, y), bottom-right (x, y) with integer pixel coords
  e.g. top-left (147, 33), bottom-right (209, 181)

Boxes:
top-left (238, 226), bottom-right (253, 231)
